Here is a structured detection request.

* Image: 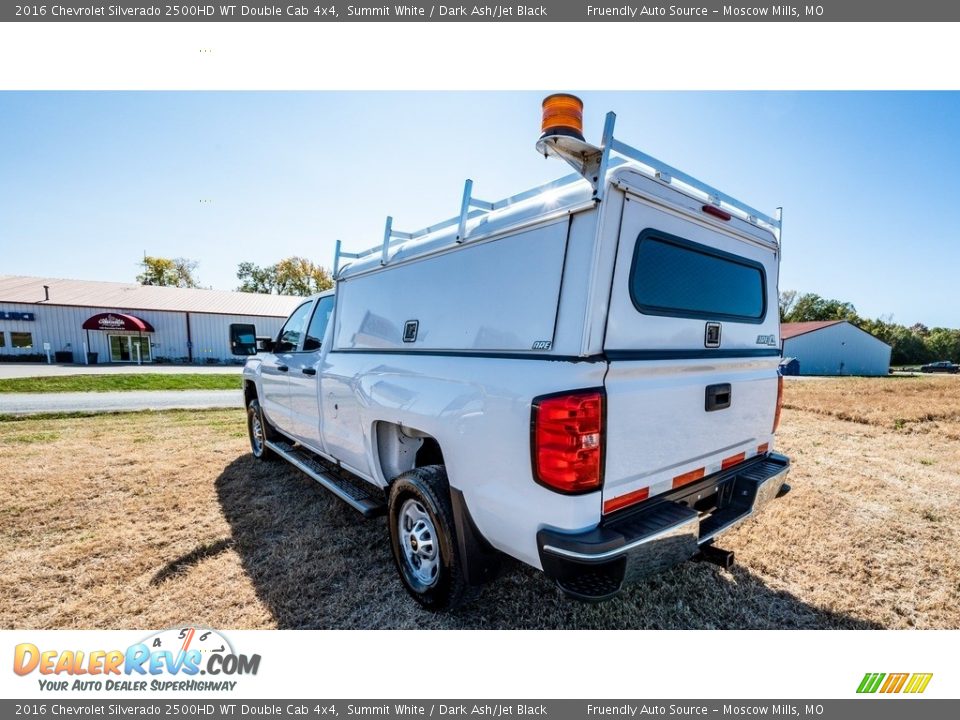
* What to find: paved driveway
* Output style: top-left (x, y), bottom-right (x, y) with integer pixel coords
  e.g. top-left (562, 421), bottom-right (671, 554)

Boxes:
top-left (0, 363), bottom-right (244, 379)
top-left (0, 389), bottom-right (243, 415)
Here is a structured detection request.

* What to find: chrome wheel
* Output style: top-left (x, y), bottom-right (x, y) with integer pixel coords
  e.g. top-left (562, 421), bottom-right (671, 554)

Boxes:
top-left (398, 498), bottom-right (440, 587)
top-left (249, 408), bottom-right (265, 456)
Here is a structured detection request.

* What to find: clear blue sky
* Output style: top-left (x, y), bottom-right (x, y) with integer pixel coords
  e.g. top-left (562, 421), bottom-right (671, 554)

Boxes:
top-left (0, 91), bottom-right (956, 327)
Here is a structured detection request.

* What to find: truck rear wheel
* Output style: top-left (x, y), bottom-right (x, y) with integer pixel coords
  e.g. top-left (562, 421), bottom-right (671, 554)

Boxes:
top-left (388, 466), bottom-right (471, 611)
top-left (246, 397), bottom-right (277, 461)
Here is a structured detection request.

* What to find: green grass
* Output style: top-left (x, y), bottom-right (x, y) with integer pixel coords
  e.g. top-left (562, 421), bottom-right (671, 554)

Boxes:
top-left (0, 407), bottom-right (240, 423)
top-left (5, 431), bottom-right (61, 444)
top-left (0, 374), bottom-right (240, 394)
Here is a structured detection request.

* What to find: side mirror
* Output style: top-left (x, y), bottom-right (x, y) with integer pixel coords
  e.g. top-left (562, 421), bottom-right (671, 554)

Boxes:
top-left (256, 336), bottom-right (275, 353)
top-left (230, 323), bottom-right (258, 356)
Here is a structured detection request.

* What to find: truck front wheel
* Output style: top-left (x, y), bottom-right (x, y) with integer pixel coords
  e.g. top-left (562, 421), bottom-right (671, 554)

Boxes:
top-left (388, 466), bottom-right (471, 611)
top-left (246, 397), bottom-right (277, 461)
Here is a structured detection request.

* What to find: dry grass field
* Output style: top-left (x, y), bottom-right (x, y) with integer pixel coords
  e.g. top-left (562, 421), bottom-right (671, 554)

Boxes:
top-left (1, 375), bottom-right (958, 630)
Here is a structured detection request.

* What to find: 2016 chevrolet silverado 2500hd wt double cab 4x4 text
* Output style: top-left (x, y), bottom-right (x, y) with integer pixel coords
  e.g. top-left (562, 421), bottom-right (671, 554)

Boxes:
top-left (242, 95), bottom-right (791, 611)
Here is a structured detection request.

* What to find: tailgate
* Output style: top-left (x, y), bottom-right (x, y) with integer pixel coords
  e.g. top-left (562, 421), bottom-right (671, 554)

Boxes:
top-left (601, 192), bottom-right (781, 513)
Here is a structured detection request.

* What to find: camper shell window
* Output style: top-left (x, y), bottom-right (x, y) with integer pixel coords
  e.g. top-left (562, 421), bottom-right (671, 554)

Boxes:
top-left (629, 229), bottom-right (766, 323)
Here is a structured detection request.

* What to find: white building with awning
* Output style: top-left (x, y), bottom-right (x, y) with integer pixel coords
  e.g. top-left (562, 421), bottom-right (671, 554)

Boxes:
top-left (0, 275), bottom-right (303, 365)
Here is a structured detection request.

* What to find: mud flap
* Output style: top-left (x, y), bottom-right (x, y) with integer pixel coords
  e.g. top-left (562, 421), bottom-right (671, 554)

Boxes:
top-left (450, 488), bottom-right (502, 586)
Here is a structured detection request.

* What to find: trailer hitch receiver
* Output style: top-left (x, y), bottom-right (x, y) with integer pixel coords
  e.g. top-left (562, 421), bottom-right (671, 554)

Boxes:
top-left (696, 543), bottom-right (735, 570)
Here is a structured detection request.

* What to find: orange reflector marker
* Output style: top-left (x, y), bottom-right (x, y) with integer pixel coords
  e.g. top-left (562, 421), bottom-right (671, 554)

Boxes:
top-left (722, 452), bottom-right (746, 470)
top-left (673, 467), bottom-right (705, 489)
top-left (757, 442), bottom-right (769, 455)
top-left (540, 93), bottom-right (585, 141)
top-left (603, 486), bottom-right (649, 515)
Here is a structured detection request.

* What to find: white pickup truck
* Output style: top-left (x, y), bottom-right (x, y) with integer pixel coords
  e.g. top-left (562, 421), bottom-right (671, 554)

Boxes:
top-left (242, 96), bottom-right (790, 610)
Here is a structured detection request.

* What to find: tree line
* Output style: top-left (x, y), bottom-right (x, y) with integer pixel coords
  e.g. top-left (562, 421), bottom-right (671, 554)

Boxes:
top-left (780, 290), bottom-right (959, 366)
top-left (135, 257), bottom-right (955, 365)
top-left (136, 255), bottom-right (335, 295)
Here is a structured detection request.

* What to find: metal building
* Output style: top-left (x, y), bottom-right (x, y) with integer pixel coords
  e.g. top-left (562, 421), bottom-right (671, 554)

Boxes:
top-left (781, 320), bottom-right (891, 376)
top-left (0, 275), bottom-right (302, 364)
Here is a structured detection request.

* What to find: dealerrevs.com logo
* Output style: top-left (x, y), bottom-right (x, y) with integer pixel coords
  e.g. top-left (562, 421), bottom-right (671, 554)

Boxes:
top-left (857, 672), bottom-right (933, 694)
top-left (13, 627), bottom-right (260, 692)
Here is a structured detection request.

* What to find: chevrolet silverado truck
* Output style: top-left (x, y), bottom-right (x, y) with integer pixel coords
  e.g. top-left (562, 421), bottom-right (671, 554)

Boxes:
top-left (242, 95), bottom-right (791, 610)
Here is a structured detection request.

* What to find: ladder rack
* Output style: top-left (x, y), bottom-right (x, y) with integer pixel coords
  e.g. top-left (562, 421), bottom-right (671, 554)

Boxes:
top-left (332, 170), bottom-right (597, 277)
top-left (333, 111), bottom-right (782, 278)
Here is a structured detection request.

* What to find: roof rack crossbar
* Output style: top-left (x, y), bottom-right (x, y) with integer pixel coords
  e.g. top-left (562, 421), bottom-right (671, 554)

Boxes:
top-left (334, 110), bottom-right (782, 276)
top-left (606, 136), bottom-right (781, 232)
top-left (335, 171), bottom-right (595, 274)
top-left (380, 216), bottom-right (416, 266)
top-left (456, 179), bottom-right (496, 244)
top-left (332, 240), bottom-right (362, 277)
top-left (592, 111), bottom-right (617, 203)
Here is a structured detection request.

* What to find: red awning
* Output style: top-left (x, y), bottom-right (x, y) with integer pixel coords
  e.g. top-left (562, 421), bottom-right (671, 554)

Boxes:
top-left (82, 313), bottom-right (155, 332)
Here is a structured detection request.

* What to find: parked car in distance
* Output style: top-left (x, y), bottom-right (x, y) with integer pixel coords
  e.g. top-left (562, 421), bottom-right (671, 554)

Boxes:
top-left (921, 360), bottom-right (960, 374)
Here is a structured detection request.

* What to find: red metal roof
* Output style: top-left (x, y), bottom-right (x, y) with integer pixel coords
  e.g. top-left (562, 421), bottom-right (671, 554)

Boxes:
top-left (780, 320), bottom-right (844, 340)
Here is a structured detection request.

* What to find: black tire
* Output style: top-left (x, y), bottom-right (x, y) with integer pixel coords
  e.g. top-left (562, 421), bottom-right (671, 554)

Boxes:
top-left (388, 465), bottom-right (473, 611)
top-left (246, 397), bottom-right (277, 461)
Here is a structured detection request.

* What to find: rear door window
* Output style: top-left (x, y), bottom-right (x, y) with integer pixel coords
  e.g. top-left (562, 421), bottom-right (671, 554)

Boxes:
top-left (303, 296), bottom-right (335, 352)
top-left (276, 301), bottom-right (314, 352)
top-left (629, 230), bottom-right (766, 322)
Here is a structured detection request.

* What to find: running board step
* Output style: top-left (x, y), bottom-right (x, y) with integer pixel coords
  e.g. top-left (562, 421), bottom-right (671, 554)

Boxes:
top-left (266, 439), bottom-right (386, 518)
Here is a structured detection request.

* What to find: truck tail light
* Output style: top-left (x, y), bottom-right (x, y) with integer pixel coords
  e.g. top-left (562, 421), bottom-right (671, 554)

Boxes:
top-left (772, 374), bottom-right (784, 432)
top-left (532, 389), bottom-right (604, 494)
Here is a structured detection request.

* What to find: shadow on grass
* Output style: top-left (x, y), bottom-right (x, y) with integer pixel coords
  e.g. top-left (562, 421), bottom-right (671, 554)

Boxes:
top-left (215, 455), bottom-right (882, 630)
top-left (152, 538), bottom-right (235, 585)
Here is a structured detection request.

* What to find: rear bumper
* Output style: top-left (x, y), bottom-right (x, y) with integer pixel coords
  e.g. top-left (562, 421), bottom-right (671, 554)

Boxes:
top-left (537, 452), bottom-right (790, 601)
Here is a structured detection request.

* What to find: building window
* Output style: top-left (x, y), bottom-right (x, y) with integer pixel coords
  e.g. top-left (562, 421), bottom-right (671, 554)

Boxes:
top-left (10, 332), bottom-right (33, 349)
top-left (0, 332), bottom-right (5, 348)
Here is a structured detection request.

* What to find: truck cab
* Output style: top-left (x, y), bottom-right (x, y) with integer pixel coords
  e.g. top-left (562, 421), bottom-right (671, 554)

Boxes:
top-left (251, 293), bottom-right (334, 451)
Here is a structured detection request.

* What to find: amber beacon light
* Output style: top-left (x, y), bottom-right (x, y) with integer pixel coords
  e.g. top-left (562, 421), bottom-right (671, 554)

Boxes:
top-left (539, 93), bottom-right (585, 141)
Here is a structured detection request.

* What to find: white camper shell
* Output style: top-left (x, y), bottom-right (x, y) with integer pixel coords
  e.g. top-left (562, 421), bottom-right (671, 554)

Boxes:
top-left (243, 101), bottom-right (790, 610)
